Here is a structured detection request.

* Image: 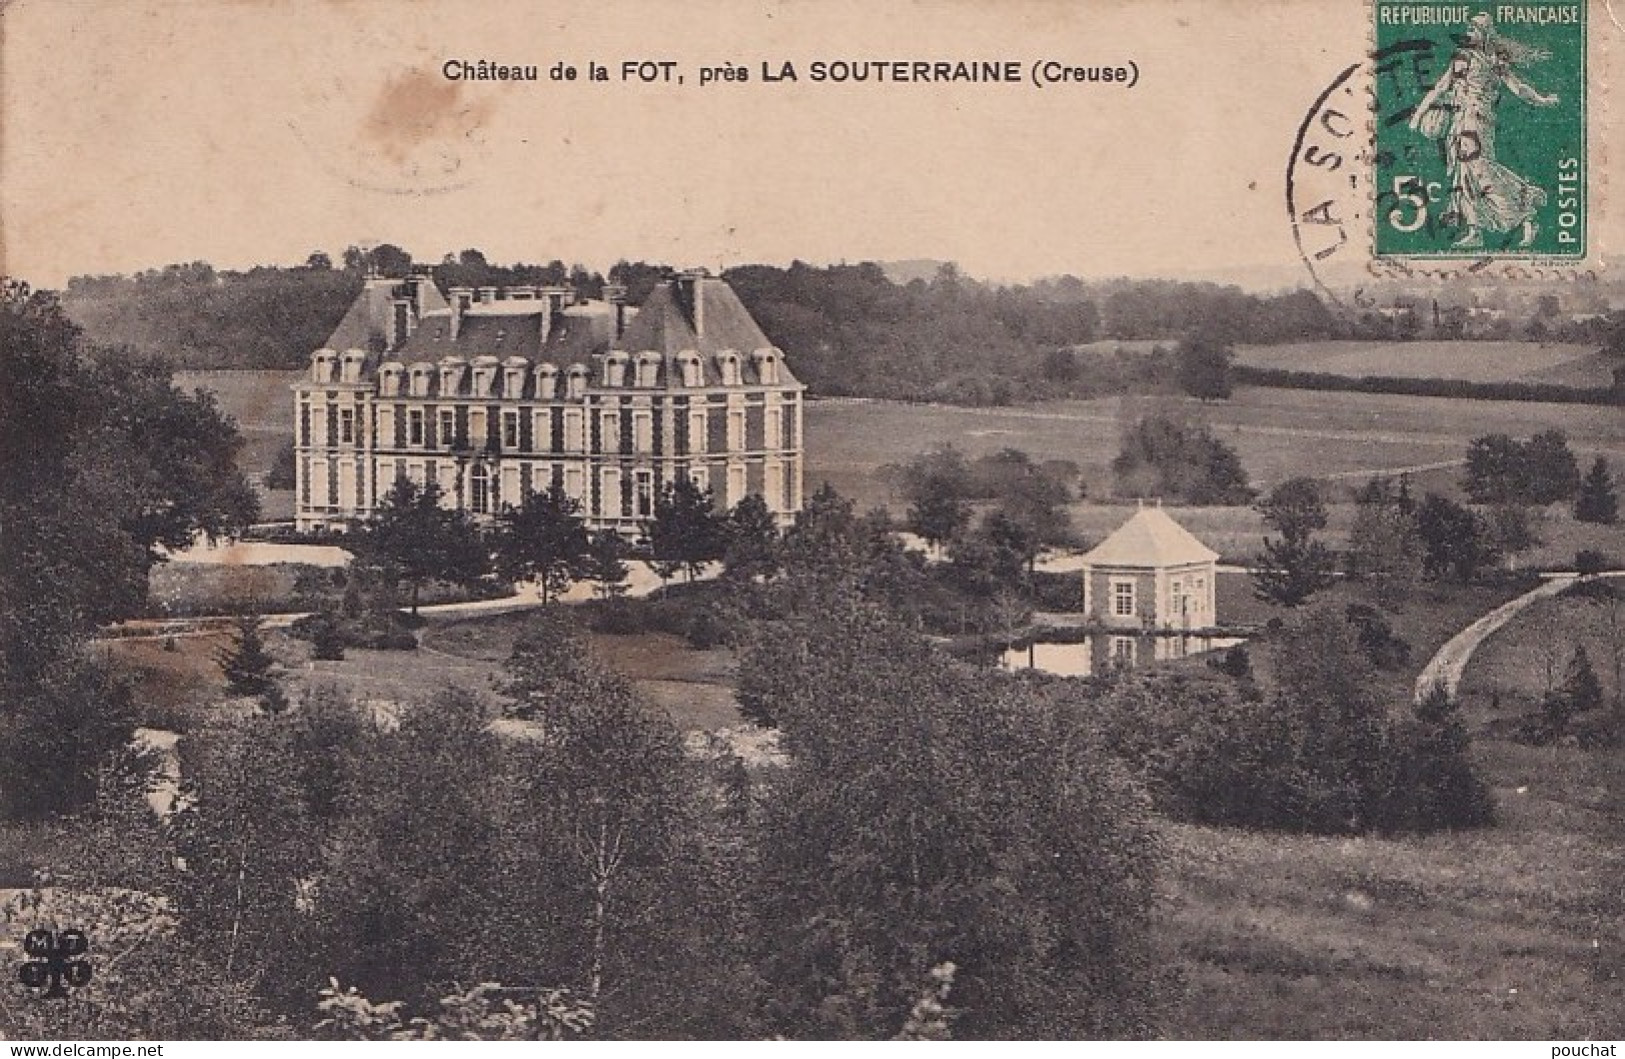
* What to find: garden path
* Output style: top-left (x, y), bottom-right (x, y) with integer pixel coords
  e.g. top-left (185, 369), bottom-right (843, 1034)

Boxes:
top-left (1413, 572), bottom-right (1625, 702)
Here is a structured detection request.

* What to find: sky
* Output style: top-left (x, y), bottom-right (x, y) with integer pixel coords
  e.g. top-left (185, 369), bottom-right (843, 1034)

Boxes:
top-left (1, 0), bottom-right (1619, 289)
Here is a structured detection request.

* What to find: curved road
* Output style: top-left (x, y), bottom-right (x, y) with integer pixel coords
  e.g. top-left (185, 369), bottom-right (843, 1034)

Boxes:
top-left (1413, 572), bottom-right (1625, 703)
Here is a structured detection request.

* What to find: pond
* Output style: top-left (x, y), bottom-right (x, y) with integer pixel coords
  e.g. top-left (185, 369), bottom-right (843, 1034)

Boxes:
top-left (996, 632), bottom-right (1246, 678)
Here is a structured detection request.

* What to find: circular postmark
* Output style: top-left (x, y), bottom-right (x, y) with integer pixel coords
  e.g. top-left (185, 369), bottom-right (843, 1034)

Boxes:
top-left (1286, 62), bottom-right (1367, 308)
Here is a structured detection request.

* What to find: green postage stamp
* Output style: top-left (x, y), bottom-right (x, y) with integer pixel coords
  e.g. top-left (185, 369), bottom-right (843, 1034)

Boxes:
top-left (1373, 1), bottom-right (1586, 259)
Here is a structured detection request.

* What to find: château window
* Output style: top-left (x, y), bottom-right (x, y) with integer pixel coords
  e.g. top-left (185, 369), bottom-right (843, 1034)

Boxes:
top-left (502, 410), bottom-right (520, 450)
top-left (408, 409), bottom-right (425, 446)
top-left (471, 464), bottom-right (491, 514)
top-left (439, 410), bottom-right (456, 449)
top-left (1112, 580), bottom-right (1136, 618)
top-left (339, 408), bottom-right (355, 444)
top-left (636, 470), bottom-right (654, 517)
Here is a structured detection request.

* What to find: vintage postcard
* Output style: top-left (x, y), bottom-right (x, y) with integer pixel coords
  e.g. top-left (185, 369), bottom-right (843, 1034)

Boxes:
top-left (1, 0), bottom-right (1622, 1046)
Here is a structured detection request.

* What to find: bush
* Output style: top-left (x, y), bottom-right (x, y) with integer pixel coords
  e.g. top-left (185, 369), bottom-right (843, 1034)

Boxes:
top-left (1081, 611), bottom-right (1493, 835)
top-left (1344, 604), bottom-right (1412, 670)
top-left (1377, 686), bottom-right (1495, 831)
top-left (1208, 643), bottom-right (1252, 679)
top-left (1029, 570), bottom-right (1086, 612)
top-left (1574, 549), bottom-right (1615, 577)
top-left (289, 606), bottom-right (418, 655)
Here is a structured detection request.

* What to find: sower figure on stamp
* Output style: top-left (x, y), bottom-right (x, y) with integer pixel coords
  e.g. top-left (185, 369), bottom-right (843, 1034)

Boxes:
top-left (1409, 11), bottom-right (1559, 249)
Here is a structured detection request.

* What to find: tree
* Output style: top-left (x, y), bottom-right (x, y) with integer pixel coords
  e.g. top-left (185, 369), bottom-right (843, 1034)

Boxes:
top-left (367, 243), bottom-right (413, 278)
top-left (1414, 494), bottom-right (1499, 582)
top-left (1111, 411), bottom-right (1253, 505)
top-left (305, 251), bottom-right (334, 271)
top-left (723, 493), bottom-right (781, 581)
top-left (1, 281), bottom-right (256, 817)
top-left (1462, 434), bottom-right (1527, 504)
top-left (582, 529), bottom-right (632, 600)
top-left (1264, 607), bottom-right (1389, 832)
top-left (266, 440), bottom-right (297, 490)
top-left (1252, 477), bottom-right (1336, 607)
top-left (493, 483), bottom-right (589, 603)
top-left (1346, 476), bottom-right (1423, 607)
top-left (501, 616), bottom-right (688, 1008)
top-left (497, 614), bottom-right (752, 1036)
top-left (1561, 644), bottom-right (1604, 716)
top-left (644, 477), bottom-right (726, 582)
top-left (739, 601), bottom-right (1163, 1037)
top-left (1523, 430), bottom-right (1581, 504)
top-left (780, 483), bottom-right (861, 573)
top-left (353, 478), bottom-right (489, 613)
top-left (1463, 430), bottom-right (1580, 506)
top-left (1175, 331), bottom-right (1234, 400)
top-left (995, 469), bottom-right (1073, 572)
top-left (217, 614), bottom-right (285, 712)
top-left (899, 447), bottom-right (974, 551)
top-left (1574, 456), bottom-right (1619, 524)
top-left (1382, 686), bottom-right (1495, 831)
top-left (1485, 502), bottom-right (1540, 570)
top-left (946, 517), bottom-right (1027, 598)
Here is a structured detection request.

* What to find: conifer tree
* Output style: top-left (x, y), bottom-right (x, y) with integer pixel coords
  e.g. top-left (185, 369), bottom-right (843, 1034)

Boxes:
top-left (1574, 456), bottom-right (1619, 525)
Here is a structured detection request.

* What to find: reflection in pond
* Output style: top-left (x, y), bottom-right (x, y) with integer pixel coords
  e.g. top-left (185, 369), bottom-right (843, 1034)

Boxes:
top-left (997, 633), bottom-right (1246, 678)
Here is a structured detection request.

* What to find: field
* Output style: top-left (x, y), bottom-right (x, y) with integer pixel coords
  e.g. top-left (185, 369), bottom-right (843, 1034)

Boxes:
top-left (1160, 579), bottom-right (1623, 1039)
top-left (175, 369), bottom-right (301, 520)
top-left (1233, 340), bottom-right (1610, 387)
top-left (804, 388), bottom-right (1625, 516)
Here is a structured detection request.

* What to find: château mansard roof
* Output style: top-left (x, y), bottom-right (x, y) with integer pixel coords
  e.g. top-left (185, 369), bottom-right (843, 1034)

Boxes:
top-left (1081, 506), bottom-right (1220, 569)
top-left (323, 275), bottom-right (450, 353)
top-left (306, 271), bottom-right (801, 398)
top-left (616, 278), bottom-right (774, 357)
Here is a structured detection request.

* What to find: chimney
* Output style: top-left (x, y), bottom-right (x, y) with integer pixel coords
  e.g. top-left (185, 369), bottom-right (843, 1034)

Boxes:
top-left (677, 269), bottom-right (707, 337)
top-left (407, 270), bottom-right (433, 317)
top-left (390, 297), bottom-right (415, 348)
top-left (449, 286), bottom-right (472, 340)
top-left (605, 283), bottom-right (628, 344)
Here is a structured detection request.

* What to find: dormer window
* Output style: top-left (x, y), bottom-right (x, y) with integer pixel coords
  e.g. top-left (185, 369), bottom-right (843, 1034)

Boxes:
top-left (535, 363), bottom-right (559, 400)
top-left (311, 349), bottom-right (337, 383)
top-left (636, 352), bottom-right (662, 388)
top-left (504, 357), bottom-right (529, 396)
top-left (603, 352), bottom-right (629, 388)
top-left (678, 352), bottom-right (703, 388)
top-left (752, 349), bottom-right (779, 386)
top-left (439, 358), bottom-right (467, 396)
top-left (567, 365), bottom-right (589, 400)
top-left (340, 350), bottom-right (367, 384)
top-left (716, 352), bottom-right (742, 387)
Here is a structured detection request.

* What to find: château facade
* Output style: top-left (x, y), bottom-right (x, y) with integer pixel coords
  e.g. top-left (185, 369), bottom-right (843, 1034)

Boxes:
top-left (293, 270), bottom-right (805, 534)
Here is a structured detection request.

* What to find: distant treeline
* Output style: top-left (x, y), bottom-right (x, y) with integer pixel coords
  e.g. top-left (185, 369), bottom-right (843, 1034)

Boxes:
top-left (59, 249), bottom-right (1339, 385)
top-left (1233, 364), bottom-right (1625, 407)
top-left (57, 249), bottom-right (1625, 408)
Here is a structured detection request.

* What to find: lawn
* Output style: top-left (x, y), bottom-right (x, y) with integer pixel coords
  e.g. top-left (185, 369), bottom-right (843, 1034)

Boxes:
top-left (355, 610), bottom-right (747, 733)
top-left (1233, 340), bottom-right (1607, 387)
top-left (95, 629), bottom-right (239, 733)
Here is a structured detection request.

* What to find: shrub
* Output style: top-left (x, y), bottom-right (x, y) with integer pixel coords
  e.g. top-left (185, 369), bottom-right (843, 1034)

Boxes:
top-left (1574, 549), bottom-right (1614, 577)
top-left (1081, 611), bottom-right (1492, 835)
top-left (1378, 686), bottom-right (1495, 831)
